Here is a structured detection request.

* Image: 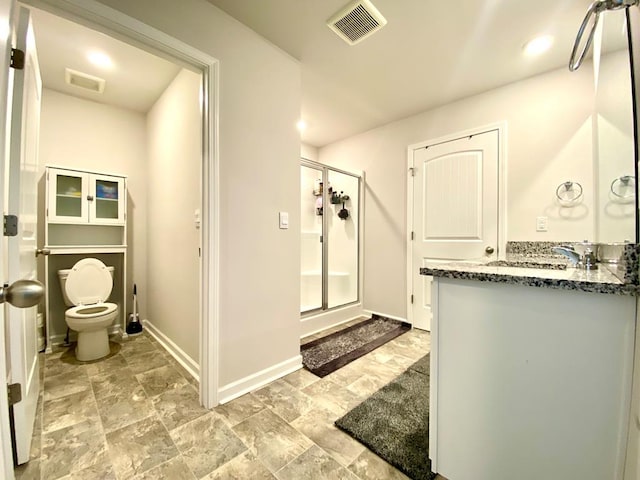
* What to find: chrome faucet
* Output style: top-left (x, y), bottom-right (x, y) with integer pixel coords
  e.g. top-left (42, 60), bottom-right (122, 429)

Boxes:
top-left (553, 246), bottom-right (580, 265)
top-left (552, 245), bottom-right (598, 270)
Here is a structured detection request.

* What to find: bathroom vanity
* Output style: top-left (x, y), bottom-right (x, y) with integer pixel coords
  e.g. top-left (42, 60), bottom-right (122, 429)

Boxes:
top-left (422, 256), bottom-right (638, 480)
top-left (41, 166), bottom-right (128, 352)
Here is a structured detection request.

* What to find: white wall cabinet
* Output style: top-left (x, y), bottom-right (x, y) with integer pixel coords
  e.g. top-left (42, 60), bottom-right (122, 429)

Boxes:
top-left (42, 166), bottom-right (128, 352)
top-left (47, 167), bottom-right (125, 225)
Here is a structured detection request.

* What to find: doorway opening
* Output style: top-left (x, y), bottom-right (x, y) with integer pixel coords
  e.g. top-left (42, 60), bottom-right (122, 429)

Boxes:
top-left (6, 0), bottom-right (219, 476)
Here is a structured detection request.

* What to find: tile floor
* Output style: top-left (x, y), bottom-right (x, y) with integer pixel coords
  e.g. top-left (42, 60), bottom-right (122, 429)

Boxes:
top-left (14, 319), bottom-right (437, 480)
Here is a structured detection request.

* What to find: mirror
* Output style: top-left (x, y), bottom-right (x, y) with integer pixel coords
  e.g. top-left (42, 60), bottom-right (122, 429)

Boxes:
top-left (594, 8), bottom-right (635, 242)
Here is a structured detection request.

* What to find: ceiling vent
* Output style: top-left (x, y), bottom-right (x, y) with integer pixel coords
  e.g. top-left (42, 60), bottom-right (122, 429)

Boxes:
top-left (327, 0), bottom-right (387, 46)
top-left (64, 68), bottom-right (105, 94)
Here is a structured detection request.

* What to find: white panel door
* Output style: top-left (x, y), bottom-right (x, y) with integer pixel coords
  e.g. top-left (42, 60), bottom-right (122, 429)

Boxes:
top-left (0, 1), bottom-right (19, 477)
top-left (7, 6), bottom-right (42, 465)
top-left (410, 129), bottom-right (499, 330)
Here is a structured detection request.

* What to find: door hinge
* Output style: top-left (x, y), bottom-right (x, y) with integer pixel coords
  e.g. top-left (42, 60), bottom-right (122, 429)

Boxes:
top-left (10, 48), bottom-right (25, 70)
top-left (411, 231), bottom-right (415, 241)
top-left (320, 235), bottom-right (323, 243)
top-left (7, 383), bottom-right (21, 406)
top-left (409, 167), bottom-right (415, 177)
top-left (410, 294), bottom-right (414, 304)
top-left (3, 215), bottom-right (18, 236)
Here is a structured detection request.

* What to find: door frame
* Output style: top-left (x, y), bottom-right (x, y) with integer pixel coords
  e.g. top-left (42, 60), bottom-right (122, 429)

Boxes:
top-left (18, 0), bottom-right (220, 409)
top-left (406, 122), bottom-right (507, 326)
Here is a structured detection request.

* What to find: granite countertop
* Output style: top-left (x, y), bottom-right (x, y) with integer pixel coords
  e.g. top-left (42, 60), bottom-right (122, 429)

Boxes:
top-left (420, 260), bottom-right (639, 295)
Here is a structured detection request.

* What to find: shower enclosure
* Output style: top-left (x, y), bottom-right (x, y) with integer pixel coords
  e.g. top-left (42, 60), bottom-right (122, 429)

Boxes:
top-left (300, 160), bottom-right (361, 314)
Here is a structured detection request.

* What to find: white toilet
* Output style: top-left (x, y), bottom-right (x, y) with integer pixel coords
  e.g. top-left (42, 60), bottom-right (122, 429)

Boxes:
top-left (58, 258), bottom-right (118, 361)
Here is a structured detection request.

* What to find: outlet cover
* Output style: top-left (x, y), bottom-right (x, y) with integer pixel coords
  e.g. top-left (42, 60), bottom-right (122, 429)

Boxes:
top-left (536, 216), bottom-right (548, 232)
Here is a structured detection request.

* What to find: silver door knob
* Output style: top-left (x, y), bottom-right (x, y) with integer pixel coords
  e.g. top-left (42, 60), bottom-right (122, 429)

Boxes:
top-left (485, 246), bottom-right (495, 254)
top-left (35, 248), bottom-right (50, 257)
top-left (0, 279), bottom-right (44, 308)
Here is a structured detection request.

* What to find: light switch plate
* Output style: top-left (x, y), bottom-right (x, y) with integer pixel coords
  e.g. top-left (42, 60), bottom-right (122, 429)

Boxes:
top-left (279, 212), bottom-right (289, 229)
top-left (194, 209), bottom-right (201, 229)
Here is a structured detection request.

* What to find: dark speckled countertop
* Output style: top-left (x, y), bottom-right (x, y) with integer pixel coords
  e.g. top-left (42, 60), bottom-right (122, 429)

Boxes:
top-left (421, 242), bottom-right (640, 295)
top-left (420, 262), bottom-right (640, 295)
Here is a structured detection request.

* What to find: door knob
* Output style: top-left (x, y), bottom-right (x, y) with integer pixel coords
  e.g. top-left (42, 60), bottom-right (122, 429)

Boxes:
top-left (0, 279), bottom-right (44, 308)
top-left (35, 248), bottom-right (50, 257)
top-left (485, 246), bottom-right (495, 254)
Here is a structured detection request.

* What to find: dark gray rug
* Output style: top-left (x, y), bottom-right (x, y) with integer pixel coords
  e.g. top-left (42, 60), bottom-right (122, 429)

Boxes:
top-left (335, 354), bottom-right (435, 480)
top-left (301, 316), bottom-right (411, 377)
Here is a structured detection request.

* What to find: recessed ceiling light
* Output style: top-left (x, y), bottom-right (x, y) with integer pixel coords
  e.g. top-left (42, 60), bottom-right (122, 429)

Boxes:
top-left (296, 120), bottom-right (307, 132)
top-left (523, 35), bottom-right (554, 56)
top-left (88, 51), bottom-right (113, 68)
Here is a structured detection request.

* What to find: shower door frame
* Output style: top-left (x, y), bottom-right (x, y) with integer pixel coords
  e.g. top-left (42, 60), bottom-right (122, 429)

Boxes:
top-left (300, 159), bottom-right (363, 316)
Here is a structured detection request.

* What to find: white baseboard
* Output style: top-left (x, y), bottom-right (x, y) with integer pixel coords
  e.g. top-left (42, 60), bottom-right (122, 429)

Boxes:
top-left (363, 309), bottom-right (408, 324)
top-left (142, 319), bottom-right (200, 382)
top-left (217, 355), bottom-right (302, 405)
top-left (300, 304), bottom-right (367, 338)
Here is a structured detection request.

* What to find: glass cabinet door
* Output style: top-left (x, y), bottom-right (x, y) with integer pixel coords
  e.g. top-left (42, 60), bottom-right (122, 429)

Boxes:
top-left (47, 168), bottom-right (88, 224)
top-left (89, 174), bottom-right (125, 224)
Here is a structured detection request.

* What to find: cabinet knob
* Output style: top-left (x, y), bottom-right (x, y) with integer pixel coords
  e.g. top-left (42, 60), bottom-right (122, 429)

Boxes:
top-left (485, 246), bottom-right (495, 254)
top-left (86, 195), bottom-right (94, 201)
top-left (35, 248), bottom-right (50, 257)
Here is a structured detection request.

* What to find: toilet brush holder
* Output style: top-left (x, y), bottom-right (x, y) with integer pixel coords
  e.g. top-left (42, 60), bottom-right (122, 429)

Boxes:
top-left (126, 284), bottom-right (143, 335)
top-left (126, 313), bottom-right (142, 335)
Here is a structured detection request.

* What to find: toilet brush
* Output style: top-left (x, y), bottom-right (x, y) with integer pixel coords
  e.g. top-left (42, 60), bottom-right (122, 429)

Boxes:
top-left (126, 284), bottom-right (143, 335)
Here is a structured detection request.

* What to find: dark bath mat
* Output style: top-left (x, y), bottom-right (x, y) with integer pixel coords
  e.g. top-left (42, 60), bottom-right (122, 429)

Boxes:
top-left (301, 315), bottom-right (411, 377)
top-left (335, 354), bottom-right (435, 480)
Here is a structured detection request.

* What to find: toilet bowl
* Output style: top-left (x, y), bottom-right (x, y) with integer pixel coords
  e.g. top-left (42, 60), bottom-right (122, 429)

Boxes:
top-left (58, 259), bottom-right (118, 361)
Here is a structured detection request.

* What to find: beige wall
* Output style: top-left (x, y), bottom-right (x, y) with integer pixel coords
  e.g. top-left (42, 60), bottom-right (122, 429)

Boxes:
top-left (301, 143), bottom-right (318, 162)
top-left (319, 61), bottom-right (597, 319)
top-left (39, 89), bottom-right (148, 333)
top-left (146, 69), bottom-right (201, 362)
top-left (95, 0), bottom-right (302, 387)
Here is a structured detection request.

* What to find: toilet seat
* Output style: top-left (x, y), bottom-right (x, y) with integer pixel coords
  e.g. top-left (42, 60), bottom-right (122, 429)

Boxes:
top-left (65, 258), bottom-right (113, 306)
top-left (66, 302), bottom-right (117, 319)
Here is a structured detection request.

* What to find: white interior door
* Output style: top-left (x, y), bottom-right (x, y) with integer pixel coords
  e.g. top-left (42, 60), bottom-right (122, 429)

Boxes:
top-left (410, 129), bottom-right (499, 330)
top-left (0, 1), bottom-right (19, 477)
top-left (7, 6), bottom-right (41, 465)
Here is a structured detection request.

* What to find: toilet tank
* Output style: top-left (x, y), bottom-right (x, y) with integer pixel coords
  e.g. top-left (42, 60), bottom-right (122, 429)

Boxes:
top-left (58, 266), bottom-right (115, 307)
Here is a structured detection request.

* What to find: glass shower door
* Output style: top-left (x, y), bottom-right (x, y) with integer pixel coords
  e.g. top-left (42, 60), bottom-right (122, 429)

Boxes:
top-left (300, 160), bottom-right (361, 314)
top-left (300, 164), bottom-right (324, 313)
top-left (327, 169), bottom-right (359, 308)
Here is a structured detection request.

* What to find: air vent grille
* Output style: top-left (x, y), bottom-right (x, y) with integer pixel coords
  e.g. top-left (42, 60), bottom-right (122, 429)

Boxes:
top-left (64, 68), bottom-right (105, 93)
top-left (327, 0), bottom-right (387, 45)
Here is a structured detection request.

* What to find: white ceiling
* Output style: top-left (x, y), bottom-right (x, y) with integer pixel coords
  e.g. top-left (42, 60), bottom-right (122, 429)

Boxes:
top-left (27, 1), bottom-right (627, 145)
top-left (29, 7), bottom-right (181, 113)
top-left (204, 0), bottom-right (620, 147)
